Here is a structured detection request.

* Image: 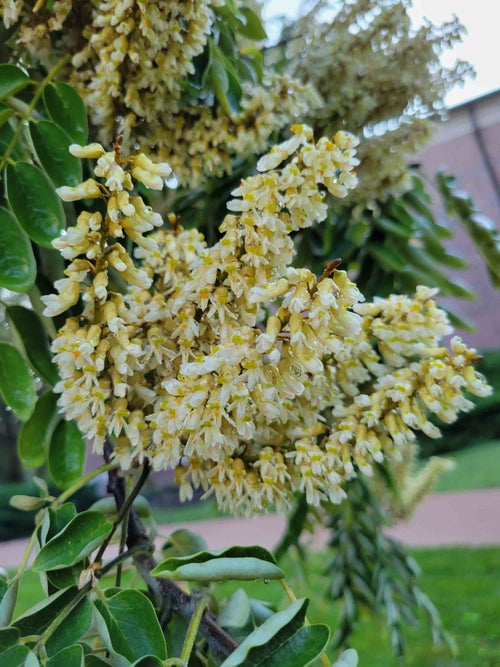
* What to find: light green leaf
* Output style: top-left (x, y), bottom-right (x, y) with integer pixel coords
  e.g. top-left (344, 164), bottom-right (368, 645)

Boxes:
top-left (93, 590), bottom-right (167, 663)
top-left (32, 511), bottom-right (111, 571)
top-left (6, 162), bottom-right (65, 248)
top-left (7, 305), bottom-right (59, 385)
top-left (218, 589), bottom-right (251, 630)
top-left (0, 342), bottom-right (36, 421)
top-left (0, 207), bottom-right (36, 292)
top-left (18, 390), bottom-right (60, 468)
top-left (43, 83), bottom-right (88, 145)
top-left (30, 120), bottom-right (83, 187)
top-left (161, 528), bottom-right (208, 558)
top-left (220, 598), bottom-right (308, 666)
top-left (0, 578), bottom-right (19, 626)
top-left (332, 648), bottom-right (359, 666)
top-left (152, 545), bottom-right (284, 582)
top-left (47, 645), bottom-right (84, 667)
top-left (237, 7), bottom-right (267, 40)
top-left (49, 419), bottom-right (86, 489)
top-left (0, 104), bottom-right (15, 128)
top-left (0, 64), bottom-right (30, 101)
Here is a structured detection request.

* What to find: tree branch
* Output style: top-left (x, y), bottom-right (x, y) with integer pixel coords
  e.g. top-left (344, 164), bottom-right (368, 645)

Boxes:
top-left (103, 439), bottom-right (238, 660)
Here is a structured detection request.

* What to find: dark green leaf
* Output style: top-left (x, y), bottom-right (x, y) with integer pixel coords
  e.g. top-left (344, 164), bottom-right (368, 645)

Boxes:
top-left (43, 83), bottom-right (88, 145)
top-left (0, 643), bottom-right (30, 666)
top-left (367, 243), bottom-right (407, 272)
top-left (259, 624), bottom-right (330, 667)
top-left (30, 120), bottom-right (82, 186)
top-left (49, 420), bottom-right (86, 489)
top-left (0, 206), bottom-right (36, 292)
top-left (7, 305), bottom-right (59, 385)
top-left (130, 658), bottom-right (164, 666)
top-left (32, 511), bottom-right (111, 571)
top-left (0, 626), bottom-right (19, 652)
top-left (6, 162), bottom-right (65, 247)
top-left (152, 545), bottom-right (283, 582)
top-left (220, 598), bottom-right (309, 666)
top-left (93, 590), bottom-right (167, 663)
top-left (47, 645), bottom-right (84, 667)
top-left (0, 64), bottom-right (30, 101)
top-left (0, 342), bottom-right (36, 421)
top-left (373, 215), bottom-right (412, 239)
top-left (18, 390), bottom-right (60, 468)
top-left (45, 598), bottom-right (92, 657)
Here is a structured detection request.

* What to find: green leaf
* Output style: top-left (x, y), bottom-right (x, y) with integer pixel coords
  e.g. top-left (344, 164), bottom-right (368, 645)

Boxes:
top-left (152, 545), bottom-right (284, 582)
top-left (0, 103), bottom-right (15, 128)
top-left (237, 7), bottom-right (267, 40)
top-left (49, 420), bottom-right (86, 489)
top-left (258, 624), bottom-right (330, 667)
top-left (43, 83), bottom-right (88, 145)
top-left (18, 390), bottom-right (60, 468)
top-left (93, 590), bottom-right (167, 663)
top-left (30, 120), bottom-right (83, 187)
top-left (0, 206), bottom-right (36, 292)
top-left (131, 658), bottom-right (164, 666)
top-left (367, 243), bottom-right (407, 272)
top-left (7, 305), bottom-right (59, 385)
top-left (161, 528), bottom-right (208, 558)
top-left (373, 214), bottom-right (413, 239)
top-left (219, 589), bottom-right (251, 631)
top-left (0, 626), bottom-right (20, 652)
top-left (47, 645), bottom-right (84, 667)
top-left (0, 64), bottom-right (30, 101)
top-left (220, 598), bottom-right (309, 666)
top-left (32, 511), bottom-right (111, 571)
top-left (14, 586), bottom-right (92, 657)
top-left (332, 648), bottom-right (359, 666)
top-left (0, 643), bottom-right (30, 666)
top-left (6, 162), bottom-right (65, 248)
top-left (0, 342), bottom-right (36, 421)
top-left (45, 599), bottom-right (92, 657)
top-left (0, 578), bottom-right (19, 626)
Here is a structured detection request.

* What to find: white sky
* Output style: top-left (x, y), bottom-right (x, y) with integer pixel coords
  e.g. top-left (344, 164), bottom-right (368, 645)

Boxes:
top-left (263, 0), bottom-right (499, 107)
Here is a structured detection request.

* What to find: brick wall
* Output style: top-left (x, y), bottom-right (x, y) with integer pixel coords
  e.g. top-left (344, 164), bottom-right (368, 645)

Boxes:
top-left (417, 90), bottom-right (500, 350)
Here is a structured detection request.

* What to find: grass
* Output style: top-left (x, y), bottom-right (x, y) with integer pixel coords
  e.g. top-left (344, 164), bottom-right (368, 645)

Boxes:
top-left (431, 440), bottom-right (500, 493)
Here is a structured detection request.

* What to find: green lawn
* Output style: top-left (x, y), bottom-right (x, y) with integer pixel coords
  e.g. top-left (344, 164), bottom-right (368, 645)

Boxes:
top-left (432, 440), bottom-right (500, 493)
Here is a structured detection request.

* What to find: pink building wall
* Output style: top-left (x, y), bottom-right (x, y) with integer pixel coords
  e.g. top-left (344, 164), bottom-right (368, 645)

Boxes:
top-left (417, 90), bottom-right (500, 350)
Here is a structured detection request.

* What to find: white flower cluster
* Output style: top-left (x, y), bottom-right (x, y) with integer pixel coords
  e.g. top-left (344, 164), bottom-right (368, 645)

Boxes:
top-left (45, 128), bottom-right (490, 515)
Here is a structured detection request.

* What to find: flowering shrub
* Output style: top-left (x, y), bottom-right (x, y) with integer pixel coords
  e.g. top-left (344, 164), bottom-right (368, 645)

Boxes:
top-left (0, 1), bottom-right (498, 665)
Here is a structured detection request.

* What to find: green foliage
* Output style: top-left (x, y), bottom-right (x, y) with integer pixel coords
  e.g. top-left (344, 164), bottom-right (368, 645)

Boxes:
top-left (152, 546), bottom-right (284, 582)
top-left (0, 341), bottom-right (36, 421)
top-left (436, 172), bottom-right (500, 287)
top-left (0, 207), bottom-right (36, 292)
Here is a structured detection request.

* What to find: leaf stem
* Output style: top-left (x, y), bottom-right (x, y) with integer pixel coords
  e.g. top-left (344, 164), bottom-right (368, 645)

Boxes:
top-left (55, 461), bottom-right (117, 507)
top-left (0, 54), bottom-right (71, 172)
top-left (180, 592), bottom-right (208, 664)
